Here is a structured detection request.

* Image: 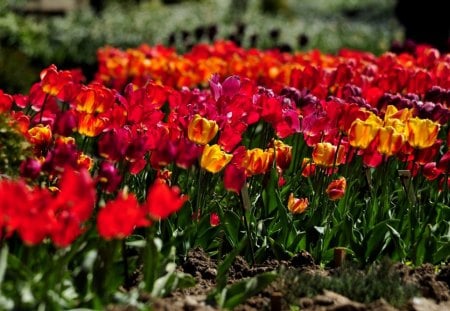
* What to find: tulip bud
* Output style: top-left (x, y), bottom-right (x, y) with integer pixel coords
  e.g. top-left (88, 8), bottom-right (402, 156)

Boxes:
top-left (326, 177), bottom-right (347, 201)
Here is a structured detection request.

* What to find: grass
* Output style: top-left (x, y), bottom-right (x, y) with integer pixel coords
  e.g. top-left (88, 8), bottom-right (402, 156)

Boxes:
top-left (280, 258), bottom-right (420, 308)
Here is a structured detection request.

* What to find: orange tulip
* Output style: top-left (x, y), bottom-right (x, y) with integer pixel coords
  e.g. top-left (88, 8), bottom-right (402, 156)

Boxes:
top-left (187, 114), bottom-right (219, 145)
top-left (241, 148), bottom-right (273, 176)
top-left (287, 193), bottom-right (309, 214)
top-left (200, 144), bottom-right (232, 173)
top-left (326, 177), bottom-right (347, 201)
top-left (312, 142), bottom-right (345, 167)
top-left (77, 113), bottom-right (107, 137)
top-left (406, 117), bottom-right (440, 149)
top-left (27, 124), bottom-right (52, 145)
top-left (376, 126), bottom-right (404, 156)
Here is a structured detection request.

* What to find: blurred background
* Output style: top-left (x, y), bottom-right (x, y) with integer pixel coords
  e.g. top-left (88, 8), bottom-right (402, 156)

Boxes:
top-left (0, 0), bottom-right (447, 94)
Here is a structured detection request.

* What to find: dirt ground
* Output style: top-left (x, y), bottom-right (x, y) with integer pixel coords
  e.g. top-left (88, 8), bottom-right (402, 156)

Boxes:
top-left (114, 248), bottom-right (450, 311)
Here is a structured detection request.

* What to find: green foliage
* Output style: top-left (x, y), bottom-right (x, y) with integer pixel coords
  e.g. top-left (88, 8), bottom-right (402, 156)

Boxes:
top-left (282, 258), bottom-right (419, 308)
top-left (0, 114), bottom-right (30, 178)
top-left (0, 0), bottom-right (402, 93)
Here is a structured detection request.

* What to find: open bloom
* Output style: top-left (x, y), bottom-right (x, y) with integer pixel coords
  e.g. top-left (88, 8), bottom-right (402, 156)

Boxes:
top-left (326, 177), bottom-right (347, 201)
top-left (27, 124), bottom-right (52, 146)
top-left (97, 192), bottom-right (149, 240)
top-left (200, 144), bottom-right (233, 173)
top-left (241, 148), bottom-right (273, 176)
top-left (187, 114), bottom-right (219, 145)
top-left (287, 194), bottom-right (309, 214)
top-left (145, 181), bottom-right (188, 220)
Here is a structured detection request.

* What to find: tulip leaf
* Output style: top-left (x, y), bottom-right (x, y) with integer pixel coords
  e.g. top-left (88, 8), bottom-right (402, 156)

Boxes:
top-left (151, 262), bottom-right (195, 297)
top-left (218, 271), bottom-right (278, 309)
top-left (0, 245), bottom-right (8, 286)
top-left (364, 219), bottom-right (400, 262)
top-left (222, 210), bottom-right (242, 248)
top-left (433, 241), bottom-right (450, 263)
top-left (215, 236), bottom-right (248, 291)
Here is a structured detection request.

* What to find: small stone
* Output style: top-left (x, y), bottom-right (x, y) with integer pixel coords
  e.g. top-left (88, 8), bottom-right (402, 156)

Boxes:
top-left (409, 297), bottom-right (450, 311)
top-left (298, 297), bottom-right (314, 308)
top-left (314, 294), bottom-right (334, 306)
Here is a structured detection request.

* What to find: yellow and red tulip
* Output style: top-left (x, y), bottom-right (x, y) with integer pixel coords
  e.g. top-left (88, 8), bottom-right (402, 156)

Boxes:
top-left (348, 117), bottom-right (380, 149)
top-left (187, 114), bottom-right (219, 145)
top-left (200, 144), bottom-right (233, 173)
top-left (27, 124), bottom-right (52, 146)
top-left (312, 142), bottom-right (345, 167)
top-left (376, 126), bottom-right (404, 157)
top-left (326, 176), bottom-right (347, 201)
top-left (287, 193), bottom-right (309, 214)
top-left (406, 117), bottom-right (440, 149)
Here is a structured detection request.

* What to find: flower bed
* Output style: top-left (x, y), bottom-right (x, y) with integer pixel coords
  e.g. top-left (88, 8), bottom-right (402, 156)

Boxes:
top-left (0, 41), bottom-right (449, 309)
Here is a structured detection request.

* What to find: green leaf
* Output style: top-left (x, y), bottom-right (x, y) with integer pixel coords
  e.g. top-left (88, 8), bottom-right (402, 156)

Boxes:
top-left (364, 219), bottom-right (399, 262)
top-left (414, 225), bottom-right (431, 265)
top-left (151, 262), bottom-right (196, 297)
top-left (433, 241), bottom-right (450, 263)
top-left (262, 167), bottom-right (280, 214)
top-left (0, 245), bottom-right (8, 286)
top-left (215, 236), bottom-right (248, 291)
top-left (219, 271), bottom-right (278, 309)
top-left (222, 210), bottom-right (242, 248)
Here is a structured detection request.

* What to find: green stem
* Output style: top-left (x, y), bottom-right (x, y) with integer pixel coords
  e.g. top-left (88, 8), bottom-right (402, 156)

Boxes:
top-left (122, 240), bottom-right (130, 289)
top-left (143, 226), bottom-right (158, 292)
top-left (240, 185), bottom-right (255, 265)
top-left (39, 93), bottom-right (49, 124)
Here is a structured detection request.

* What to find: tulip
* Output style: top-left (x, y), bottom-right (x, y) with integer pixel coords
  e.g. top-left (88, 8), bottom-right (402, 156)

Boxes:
top-left (145, 182), bottom-right (188, 220)
top-left (97, 192), bottom-right (150, 240)
top-left (348, 118), bottom-right (379, 149)
top-left (241, 148), bottom-right (273, 176)
top-left (301, 158), bottom-right (316, 177)
top-left (223, 164), bottom-right (246, 194)
top-left (187, 114), bottom-right (219, 145)
top-left (326, 177), bottom-right (347, 201)
top-left (210, 213), bottom-right (220, 227)
top-left (27, 124), bottom-right (52, 145)
top-left (406, 117), bottom-right (440, 149)
top-left (376, 126), bottom-right (404, 156)
top-left (0, 90), bottom-right (13, 113)
top-left (77, 113), bottom-right (107, 137)
top-left (287, 194), bottom-right (309, 214)
top-left (271, 139), bottom-right (292, 170)
top-left (437, 151), bottom-right (450, 172)
top-left (422, 162), bottom-right (443, 181)
top-left (200, 144), bottom-right (232, 173)
top-left (312, 142), bottom-right (345, 167)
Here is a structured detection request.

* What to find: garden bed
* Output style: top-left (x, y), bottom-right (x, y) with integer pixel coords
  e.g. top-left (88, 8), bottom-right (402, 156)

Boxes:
top-left (131, 248), bottom-right (450, 310)
top-left (0, 40), bottom-right (449, 310)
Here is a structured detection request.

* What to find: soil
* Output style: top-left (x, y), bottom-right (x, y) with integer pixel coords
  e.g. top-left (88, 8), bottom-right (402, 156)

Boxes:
top-left (114, 248), bottom-right (450, 311)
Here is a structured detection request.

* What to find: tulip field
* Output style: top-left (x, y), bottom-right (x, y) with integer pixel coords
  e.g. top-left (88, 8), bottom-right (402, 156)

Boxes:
top-left (0, 40), bottom-right (449, 309)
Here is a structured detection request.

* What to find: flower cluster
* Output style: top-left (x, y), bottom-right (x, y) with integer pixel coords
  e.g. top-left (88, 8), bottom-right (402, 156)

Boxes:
top-left (0, 41), bottom-right (448, 254)
top-left (0, 40), bottom-right (449, 308)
